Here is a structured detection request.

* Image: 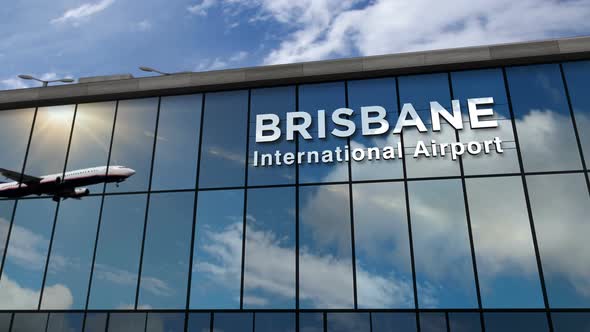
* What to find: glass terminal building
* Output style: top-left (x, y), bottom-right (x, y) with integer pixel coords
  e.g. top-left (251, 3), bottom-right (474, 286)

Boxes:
top-left (0, 36), bottom-right (590, 332)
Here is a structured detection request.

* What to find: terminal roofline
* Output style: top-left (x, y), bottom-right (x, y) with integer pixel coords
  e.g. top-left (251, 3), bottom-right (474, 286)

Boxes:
top-left (1, 35), bottom-right (590, 110)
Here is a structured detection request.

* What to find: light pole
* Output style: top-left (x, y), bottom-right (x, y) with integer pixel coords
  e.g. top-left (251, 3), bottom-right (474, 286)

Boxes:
top-left (17, 74), bottom-right (75, 87)
top-left (139, 66), bottom-right (191, 76)
top-left (139, 66), bottom-right (171, 76)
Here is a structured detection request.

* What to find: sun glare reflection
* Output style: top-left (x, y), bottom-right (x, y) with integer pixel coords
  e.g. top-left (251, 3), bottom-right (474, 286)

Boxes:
top-left (32, 106), bottom-right (75, 143)
top-left (46, 107), bottom-right (74, 122)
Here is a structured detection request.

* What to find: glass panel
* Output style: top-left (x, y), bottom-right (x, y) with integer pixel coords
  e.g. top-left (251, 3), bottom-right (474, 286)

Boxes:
top-left (299, 313), bottom-right (323, 332)
top-left (562, 61), bottom-right (590, 160)
top-left (146, 313), bottom-right (185, 332)
top-left (138, 192), bottom-right (193, 309)
top-left (0, 199), bottom-right (56, 309)
top-left (527, 173), bottom-right (590, 307)
top-left (483, 312), bottom-right (548, 332)
top-left (299, 184), bottom-right (353, 309)
top-left (0, 201), bottom-right (15, 267)
top-left (24, 105), bottom-right (75, 177)
top-left (353, 182), bottom-right (413, 308)
top-left (190, 190), bottom-right (244, 309)
top-left (151, 94), bottom-right (202, 190)
top-left (11, 313), bottom-right (47, 332)
top-left (372, 312), bottom-right (417, 332)
top-left (84, 313), bottom-right (107, 332)
top-left (244, 187), bottom-right (295, 309)
top-left (466, 176), bottom-right (544, 308)
top-left (419, 313), bottom-right (446, 332)
top-left (451, 69), bottom-right (519, 175)
top-left (347, 78), bottom-right (403, 181)
top-left (298, 82), bottom-right (348, 183)
top-left (213, 313), bottom-right (252, 332)
top-left (552, 312), bottom-right (590, 332)
top-left (327, 313), bottom-right (370, 332)
top-left (199, 90), bottom-right (249, 188)
top-left (408, 179), bottom-right (478, 308)
top-left (106, 98), bottom-right (158, 193)
top-left (187, 313), bottom-right (210, 332)
top-left (65, 102), bottom-right (116, 193)
top-left (88, 194), bottom-right (147, 309)
top-left (248, 86), bottom-right (296, 186)
top-left (0, 108), bottom-right (34, 190)
top-left (448, 312), bottom-right (481, 332)
top-left (255, 313), bottom-right (295, 332)
top-left (506, 64), bottom-right (582, 172)
top-left (41, 197), bottom-right (101, 309)
top-left (108, 313), bottom-right (146, 332)
top-left (0, 313), bottom-right (10, 332)
top-left (398, 73), bottom-right (460, 178)
top-left (46, 313), bottom-right (84, 332)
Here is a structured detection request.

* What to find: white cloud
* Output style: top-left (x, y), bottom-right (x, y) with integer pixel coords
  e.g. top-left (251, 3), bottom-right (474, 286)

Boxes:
top-left (242, 295), bottom-right (269, 306)
top-left (3, 221), bottom-right (50, 270)
top-left (209, 0), bottom-right (590, 64)
top-left (93, 263), bottom-right (174, 297)
top-left (195, 217), bottom-right (414, 308)
top-left (0, 77), bottom-right (29, 90)
top-left (196, 50), bottom-right (249, 71)
top-left (205, 146), bottom-right (244, 163)
top-left (526, 173), bottom-right (590, 298)
top-left (135, 20), bottom-right (152, 32)
top-left (141, 276), bottom-right (174, 297)
top-left (93, 263), bottom-right (135, 285)
top-left (0, 72), bottom-right (72, 91)
top-left (229, 51), bottom-right (249, 62)
top-left (197, 58), bottom-right (226, 71)
top-left (188, 0), bottom-right (217, 16)
top-left (51, 0), bottom-right (115, 25)
top-left (0, 275), bottom-right (72, 310)
top-left (516, 109), bottom-right (583, 170)
top-left (0, 218), bottom-right (8, 249)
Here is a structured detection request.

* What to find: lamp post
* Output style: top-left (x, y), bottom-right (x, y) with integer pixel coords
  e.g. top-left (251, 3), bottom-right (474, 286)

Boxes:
top-left (139, 66), bottom-right (172, 76)
top-left (139, 66), bottom-right (192, 76)
top-left (17, 74), bottom-right (74, 87)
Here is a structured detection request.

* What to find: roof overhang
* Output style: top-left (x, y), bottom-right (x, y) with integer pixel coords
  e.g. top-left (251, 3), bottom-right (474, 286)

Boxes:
top-left (1, 36), bottom-right (590, 110)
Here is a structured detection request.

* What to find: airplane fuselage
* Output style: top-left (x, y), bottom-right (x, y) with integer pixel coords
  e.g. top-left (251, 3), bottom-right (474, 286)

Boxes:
top-left (0, 165), bottom-right (135, 199)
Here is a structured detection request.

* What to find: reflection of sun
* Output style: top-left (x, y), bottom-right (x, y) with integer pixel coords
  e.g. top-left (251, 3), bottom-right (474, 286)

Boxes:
top-left (25, 106), bottom-right (75, 173)
top-left (46, 108), bottom-right (74, 122)
top-left (26, 104), bottom-right (114, 168)
top-left (32, 106), bottom-right (75, 142)
top-left (72, 108), bottom-right (114, 155)
top-left (32, 105), bottom-right (114, 155)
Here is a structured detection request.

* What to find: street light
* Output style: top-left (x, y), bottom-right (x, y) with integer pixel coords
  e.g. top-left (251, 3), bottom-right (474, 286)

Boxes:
top-left (139, 66), bottom-right (192, 76)
top-left (17, 74), bottom-right (75, 87)
top-left (139, 66), bottom-right (171, 76)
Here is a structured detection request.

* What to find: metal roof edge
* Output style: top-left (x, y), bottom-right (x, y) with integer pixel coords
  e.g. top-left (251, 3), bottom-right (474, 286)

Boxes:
top-left (1, 36), bottom-right (589, 109)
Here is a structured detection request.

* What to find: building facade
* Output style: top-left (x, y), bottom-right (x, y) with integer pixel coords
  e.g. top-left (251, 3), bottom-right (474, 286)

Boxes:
top-left (0, 37), bottom-right (590, 331)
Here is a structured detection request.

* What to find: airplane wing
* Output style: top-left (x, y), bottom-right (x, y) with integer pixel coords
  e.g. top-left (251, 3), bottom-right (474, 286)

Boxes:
top-left (0, 168), bottom-right (42, 184)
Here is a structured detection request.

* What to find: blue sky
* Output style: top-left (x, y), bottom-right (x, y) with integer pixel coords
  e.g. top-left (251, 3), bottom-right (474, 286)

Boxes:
top-left (1, 0), bottom-right (590, 90)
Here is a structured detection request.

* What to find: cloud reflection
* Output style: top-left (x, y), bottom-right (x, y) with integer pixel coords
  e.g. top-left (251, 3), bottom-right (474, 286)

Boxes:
top-left (0, 275), bottom-right (72, 310)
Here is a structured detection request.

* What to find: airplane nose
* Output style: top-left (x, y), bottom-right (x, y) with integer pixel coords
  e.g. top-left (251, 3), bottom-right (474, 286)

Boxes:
top-left (128, 169), bottom-right (136, 176)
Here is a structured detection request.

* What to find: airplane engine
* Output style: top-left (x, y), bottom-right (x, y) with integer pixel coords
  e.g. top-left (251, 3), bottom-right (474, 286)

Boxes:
top-left (71, 188), bottom-right (90, 198)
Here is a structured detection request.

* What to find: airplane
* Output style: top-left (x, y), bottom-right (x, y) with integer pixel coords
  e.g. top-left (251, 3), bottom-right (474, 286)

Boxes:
top-left (0, 165), bottom-right (135, 202)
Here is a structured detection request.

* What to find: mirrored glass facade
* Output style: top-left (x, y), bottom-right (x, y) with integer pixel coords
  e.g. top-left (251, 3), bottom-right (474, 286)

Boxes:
top-left (0, 59), bottom-right (589, 331)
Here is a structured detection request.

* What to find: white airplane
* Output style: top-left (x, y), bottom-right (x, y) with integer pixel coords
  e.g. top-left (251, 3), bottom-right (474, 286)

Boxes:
top-left (0, 166), bottom-right (135, 202)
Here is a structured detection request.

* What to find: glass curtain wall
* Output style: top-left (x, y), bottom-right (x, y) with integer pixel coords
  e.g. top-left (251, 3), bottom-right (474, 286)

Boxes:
top-left (0, 61), bottom-right (588, 332)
